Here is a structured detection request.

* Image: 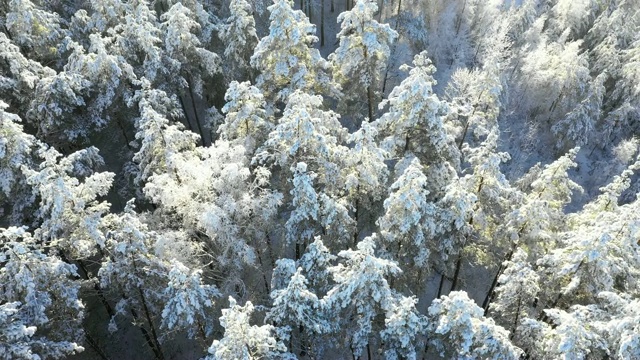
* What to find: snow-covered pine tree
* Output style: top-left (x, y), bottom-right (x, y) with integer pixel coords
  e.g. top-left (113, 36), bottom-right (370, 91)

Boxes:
top-left (489, 248), bottom-right (540, 335)
top-left (377, 157), bottom-right (437, 279)
top-left (286, 162), bottom-right (321, 259)
top-left (268, 268), bottom-right (330, 356)
top-left (250, 0), bottom-right (334, 106)
top-left (325, 235), bottom-right (402, 358)
top-left (380, 295), bottom-right (426, 360)
top-left (99, 202), bottom-right (170, 359)
top-left (4, 0), bottom-right (68, 64)
top-left (0, 32), bottom-right (55, 117)
top-left (254, 90), bottom-right (348, 196)
top-left (22, 146), bottom-right (114, 260)
top-left (130, 80), bottom-right (198, 184)
top-left (427, 291), bottom-right (522, 359)
top-left (297, 237), bottom-right (336, 296)
top-left (218, 81), bottom-right (271, 154)
top-left (339, 122), bottom-right (388, 244)
top-left (375, 51), bottom-right (460, 201)
top-left (160, 1), bottom-right (221, 144)
top-left (205, 297), bottom-right (291, 359)
top-left (330, 0), bottom-right (398, 122)
top-left (219, 0), bottom-right (259, 80)
top-left (0, 227), bottom-right (85, 359)
top-left (484, 148), bottom-right (582, 312)
top-left (0, 101), bottom-right (36, 224)
top-left (160, 259), bottom-right (220, 342)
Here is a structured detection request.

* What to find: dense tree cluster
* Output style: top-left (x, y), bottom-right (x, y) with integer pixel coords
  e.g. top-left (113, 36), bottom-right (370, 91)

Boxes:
top-left (1, 0), bottom-right (639, 359)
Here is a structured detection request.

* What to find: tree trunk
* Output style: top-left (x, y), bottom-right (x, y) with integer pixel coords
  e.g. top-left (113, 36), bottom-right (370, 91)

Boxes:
top-left (449, 255), bottom-right (463, 292)
top-left (321, 0), bottom-right (325, 46)
top-left (178, 95), bottom-right (195, 132)
top-left (380, 0), bottom-right (402, 95)
top-left (437, 272), bottom-right (446, 298)
top-left (256, 245), bottom-right (271, 293)
top-left (367, 84), bottom-right (374, 122)
top-left (353, 189), bottom-right (359, 247)
top-left (331, 0), bottom-right (334, 12)
top-left (186, 79), bottom-right (206, 146)
top-left (137, 286), bottom-right (165, 360)
top-left (482, 248), bottom-right (514, 314)
top-left (128, 302), bottom-right (162, 359)
top-left (116, 118), bottom-right (134, 150)
top-left (77, 260), bottom-right (115, 317)
top-left (510, 296), bottom-right (522, 339)
top-left (85, 332), bottom-right (111, 360)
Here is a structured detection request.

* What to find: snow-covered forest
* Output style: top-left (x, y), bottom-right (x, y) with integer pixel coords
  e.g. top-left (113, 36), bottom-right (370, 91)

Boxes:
top-left (1, 0), bottom-right (640, 358)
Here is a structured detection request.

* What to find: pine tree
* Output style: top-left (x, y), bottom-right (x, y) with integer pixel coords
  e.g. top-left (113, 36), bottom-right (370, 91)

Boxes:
top-left (250, 0), bottom-right (334, 104)
top-left (254, 90), bottom-right (348, 195)
top-left (0, 227), bottom-right (85, 359)
top-left (22, 146), bottom-right (114, 260)
top-left (160, 1), bottom-right (221, 144)
top-left (377, 157), bottom-right (437, 272)
top-left (160, 259), bottom-right (220, 341)
top-left (330, 0), bottom-right (398, 122)
top-left (268, 268), bottom-right (330, 356)
top-left (0, 101), bottom-right (36, 224)
top-left (4, 0), bottom-right (68, 63)
top-left (298, 237), bottom-right (336, 295)
top-left (375, 52), bottom-right (458, 166)
top-left (380, 296), bottom-right (426, 360)
top-left (285, 163), bottom-right (320, 259)
top-left (490, 248), bottom-right (540, 335)
top-left (427, 291), bottom-right (522, 359)
top-left (219, 0), bottom-right (259, 80)
top-left (0, 32), bottom-right (55, 116)
top-left (325, 235), bottom-right (401, 358)
top-left (99, 202), bottom-right (169, 359)
top-left (205, 297), bottom-right (290, 359)
top-left (218, 81), bottom-right (271, 153)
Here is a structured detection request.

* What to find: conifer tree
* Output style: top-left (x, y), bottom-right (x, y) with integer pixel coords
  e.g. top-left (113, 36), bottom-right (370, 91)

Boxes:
top-left (205, 297), bottom-right (290, 359)
top-left (427, 291), bottom-right (522, 359)
top-left (330, 0), bottom-right (398, 122)
top-left (250, 0), bottom-right (334, 105)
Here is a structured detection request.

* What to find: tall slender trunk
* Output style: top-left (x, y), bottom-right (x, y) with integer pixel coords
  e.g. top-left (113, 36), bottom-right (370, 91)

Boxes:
top-left (482, 248), bottom-right (514, 314)
top-left (116, 118), bottom-right (134, 150)
top-left (256, 245), bottom-right (271, 293)
top-left (85, 332), bottom-right (111, 360)
top-left (186, 79), bottom-right (206, 146)
top-left (510, 296), bottom-right (522, 339)
top-left (137, 286), bottom-right (164, 360)
top-left (331, 0), bottom-right (334, 12)
top-left (178, 95), bottom-right (195, 132)
top-left (367, 84), bottom-right (374, 122)
top-left (77, 260), bottom-right (115, 317)
top-left (353, 188), bottom-right (360, 247)
top-left (128, 301), bottom-right (162, 359)
top-left (380, 0), bottom-right (402, 95)
top-left (449, 255), bottom-right (463, 292)
top-left (437, 273), bottom-right (446, 298)
top-left (458, 118), bottom-right (471, 150)
top-left (321, 0), bottom-right (325, 46)
top-left (299, 324), bottom-right (307, 357)
top-left (129, 247), bottom-right (165, 360)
